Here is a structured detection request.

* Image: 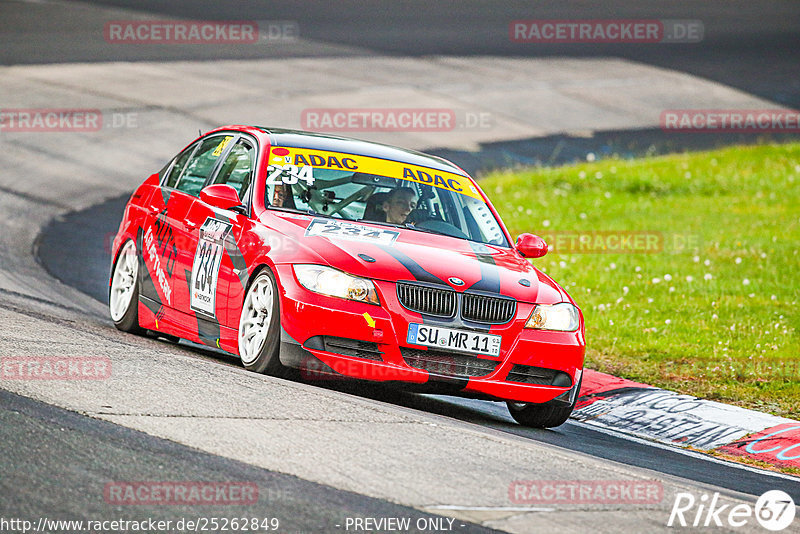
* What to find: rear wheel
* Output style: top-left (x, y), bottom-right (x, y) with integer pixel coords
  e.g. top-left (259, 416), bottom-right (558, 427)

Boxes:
top-left (237, 269), bottom-right (291, 377)
top-left (109, 239), bottom-right (144, 334)
top-left (506, 375), bottom-right (582, 428)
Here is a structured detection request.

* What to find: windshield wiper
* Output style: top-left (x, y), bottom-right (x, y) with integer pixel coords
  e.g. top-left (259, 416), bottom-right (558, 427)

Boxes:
top-left (403, 222), bottom-right (449, 237)
top-left (363, 221), bottom-right (449, 237)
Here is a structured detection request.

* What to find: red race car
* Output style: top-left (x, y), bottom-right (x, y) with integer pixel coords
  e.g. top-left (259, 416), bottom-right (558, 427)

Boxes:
top-left (109, 126), bottom-right (585, 427)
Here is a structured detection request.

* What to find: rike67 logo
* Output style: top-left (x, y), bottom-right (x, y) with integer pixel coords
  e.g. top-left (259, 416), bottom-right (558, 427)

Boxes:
top-left (668, 490), bottom-right (796, 531)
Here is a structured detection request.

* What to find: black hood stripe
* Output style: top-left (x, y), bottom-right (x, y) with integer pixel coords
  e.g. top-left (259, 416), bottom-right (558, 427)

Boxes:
top-left (377, 244), bottom-right (446, 285)
top-left (466, 241), bottom-right (501, 294)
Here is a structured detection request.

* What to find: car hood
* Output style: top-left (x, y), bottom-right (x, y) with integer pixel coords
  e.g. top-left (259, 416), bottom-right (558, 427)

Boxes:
top-left (261, 213), bottom-right (568, 305)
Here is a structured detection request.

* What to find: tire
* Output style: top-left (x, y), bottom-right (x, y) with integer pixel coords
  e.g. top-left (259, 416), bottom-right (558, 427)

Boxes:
top-left (506, 375), bottom-right (583, 428)
top-left (109, 239), bottom-right (144, 334)
top-left (237, 268), bottom-right (291, 377)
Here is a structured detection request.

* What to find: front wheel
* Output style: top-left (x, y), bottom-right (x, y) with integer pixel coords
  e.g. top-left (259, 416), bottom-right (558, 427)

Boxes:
top-left (109, 239), bottom-right (144, 334)
top-left (506, 375), bottom-right (582, 428)
top-left (237, 269), bottom-right (290, 377)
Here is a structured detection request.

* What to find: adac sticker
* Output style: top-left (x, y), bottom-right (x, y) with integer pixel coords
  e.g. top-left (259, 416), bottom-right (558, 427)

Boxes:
top-left (275, 147), bottom-right (482, 200)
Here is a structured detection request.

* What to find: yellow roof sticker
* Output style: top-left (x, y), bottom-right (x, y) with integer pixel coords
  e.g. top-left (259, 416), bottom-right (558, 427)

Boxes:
top-left (273, 147), bottom-right (482, 200)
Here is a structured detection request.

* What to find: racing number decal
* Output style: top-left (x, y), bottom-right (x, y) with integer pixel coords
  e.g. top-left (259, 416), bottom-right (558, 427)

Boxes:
top-left (305, 218), bottom-right (399, 245)
top-left (266, 164), bottom-right (315, 186)
top-left (190, 218), bottom-right (232, 317)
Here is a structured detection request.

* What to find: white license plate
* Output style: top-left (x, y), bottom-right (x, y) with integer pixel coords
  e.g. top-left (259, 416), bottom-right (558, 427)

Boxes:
top-left (407, 323), bottom-right (501, 357)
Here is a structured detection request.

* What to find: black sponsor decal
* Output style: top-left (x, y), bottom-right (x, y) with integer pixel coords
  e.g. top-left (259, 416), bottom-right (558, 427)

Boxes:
top-left (136, 226), bottom-right (162, 311)
top-left (152, 210), bottom-right (178, 278)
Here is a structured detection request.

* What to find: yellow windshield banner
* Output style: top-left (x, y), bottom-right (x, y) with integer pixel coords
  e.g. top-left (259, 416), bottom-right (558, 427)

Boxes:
top-left (268, 147), bottom-right (483, 200)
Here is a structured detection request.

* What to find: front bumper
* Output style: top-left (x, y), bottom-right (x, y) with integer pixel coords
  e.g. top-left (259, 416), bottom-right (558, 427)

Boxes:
top-left (275, 265), bottom-right (585, 404)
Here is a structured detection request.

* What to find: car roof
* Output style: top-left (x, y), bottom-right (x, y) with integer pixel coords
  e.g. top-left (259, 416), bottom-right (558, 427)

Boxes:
top-left (255, 127), bottom-right (469, 177)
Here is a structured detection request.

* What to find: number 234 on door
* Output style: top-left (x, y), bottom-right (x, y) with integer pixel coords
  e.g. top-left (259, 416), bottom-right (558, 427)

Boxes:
top-left (191, 218), bottom-right (232, 317)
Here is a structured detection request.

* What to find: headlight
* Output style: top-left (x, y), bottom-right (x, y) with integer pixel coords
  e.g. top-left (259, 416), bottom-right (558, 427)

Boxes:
top-left (525, 303), bottom-right (580, 331)
top-left (293, 265), bottom-right (380, 305)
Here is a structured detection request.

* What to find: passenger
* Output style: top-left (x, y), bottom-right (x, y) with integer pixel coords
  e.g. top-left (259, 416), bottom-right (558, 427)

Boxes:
top-left (382, 187), bottom-right (418, 224)
top-left (272, 183), bottom-right (288, 207)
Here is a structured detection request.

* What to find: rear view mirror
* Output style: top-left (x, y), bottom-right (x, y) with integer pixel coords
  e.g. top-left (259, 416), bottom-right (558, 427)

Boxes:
top-left (516, 233), bottom-right (548, 258)
top-left (200, 184), bottom-right (245, 212)
top-left (351, 172), bottom-right (398, 188)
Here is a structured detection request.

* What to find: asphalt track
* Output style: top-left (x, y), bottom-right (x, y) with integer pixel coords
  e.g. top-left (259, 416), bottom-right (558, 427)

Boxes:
top-left (8, 0), bottom-right (800, 108)
top-left (3, 1), bottom-right (800, 532)
top-left (36, 194), bottom-right (800, 502)
top-left (0, 388), bottom-right (495, 533)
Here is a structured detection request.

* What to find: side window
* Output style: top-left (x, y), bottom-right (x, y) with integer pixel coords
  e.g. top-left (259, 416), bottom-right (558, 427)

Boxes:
top-left (212, 138), bottom-right (255, 200)
top-left (175, 135), bottom-right (234, 196)
top-left (163, 144), bottom-right (196, 188)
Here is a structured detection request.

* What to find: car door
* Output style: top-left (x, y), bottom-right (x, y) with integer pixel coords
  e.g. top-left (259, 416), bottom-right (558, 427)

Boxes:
top-left (182, 135), bottom-right (257, 347)
top-left (151, 134), bottom-right (236, 329)
top-left (137, 141), bottom-right (197, 313)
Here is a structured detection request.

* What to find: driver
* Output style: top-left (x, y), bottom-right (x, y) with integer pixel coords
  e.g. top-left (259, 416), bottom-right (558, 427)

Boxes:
top-left (382, 187), bottom-right (418, 224)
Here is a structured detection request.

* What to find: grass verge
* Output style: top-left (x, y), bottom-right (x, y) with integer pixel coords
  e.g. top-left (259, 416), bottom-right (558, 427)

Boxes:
top-left (482, 143), bottom-right (799, 419)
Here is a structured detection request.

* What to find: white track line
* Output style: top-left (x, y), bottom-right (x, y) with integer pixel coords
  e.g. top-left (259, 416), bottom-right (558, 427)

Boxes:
top-left (424, 505), bottom-right (555, 512)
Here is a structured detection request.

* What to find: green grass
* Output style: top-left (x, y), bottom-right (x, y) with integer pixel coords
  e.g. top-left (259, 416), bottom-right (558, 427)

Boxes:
top-left (482, 143), bottom-right (800, 419)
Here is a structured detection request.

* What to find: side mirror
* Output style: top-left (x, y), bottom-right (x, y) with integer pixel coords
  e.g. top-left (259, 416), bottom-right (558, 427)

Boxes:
top-left (516, 233), bottom-right (548, 258)
top-left (200, 184), bottom-right (245, 212)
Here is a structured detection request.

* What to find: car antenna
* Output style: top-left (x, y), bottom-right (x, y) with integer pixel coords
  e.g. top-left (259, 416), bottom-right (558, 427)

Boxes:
top-left (198, 129), bottom-right (202, 137)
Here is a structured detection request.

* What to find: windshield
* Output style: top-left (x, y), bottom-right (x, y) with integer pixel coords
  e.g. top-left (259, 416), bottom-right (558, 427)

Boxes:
top-left (264, 147), bottom-right (508, 246)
